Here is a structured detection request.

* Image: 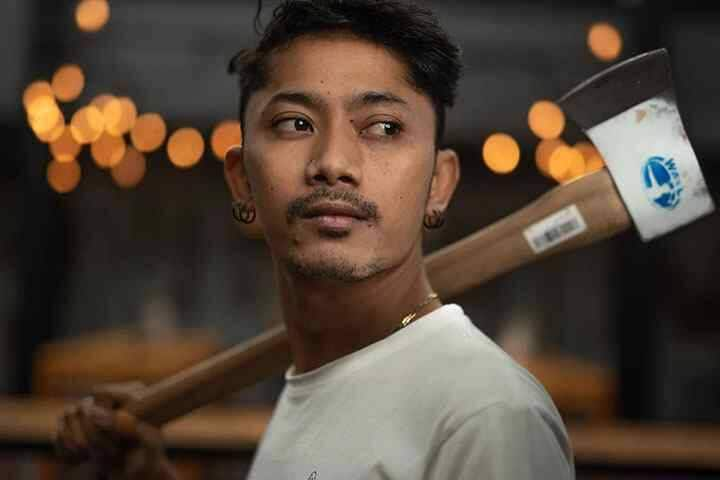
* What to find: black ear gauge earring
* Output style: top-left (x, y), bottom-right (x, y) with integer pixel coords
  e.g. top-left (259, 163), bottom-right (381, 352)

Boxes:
top-left (423, 209), bottom-right (446, 229)
top-left (232, 200), bottom-right (257, 224)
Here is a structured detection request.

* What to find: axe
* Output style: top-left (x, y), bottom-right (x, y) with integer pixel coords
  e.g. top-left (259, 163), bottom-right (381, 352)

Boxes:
top-left (58, 49), bottom-right (716, 460)
top-left (559, 48), bottom-right (715, 241)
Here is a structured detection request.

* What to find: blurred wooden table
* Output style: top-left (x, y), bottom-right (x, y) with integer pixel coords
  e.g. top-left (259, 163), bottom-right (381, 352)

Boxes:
top-left (1, 395), bottom-right (719, 470)
top-left (567, 422), bottom-right (720, 471)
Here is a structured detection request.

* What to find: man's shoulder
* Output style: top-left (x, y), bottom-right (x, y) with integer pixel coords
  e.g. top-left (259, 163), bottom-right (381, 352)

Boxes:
top-left (414, 305), bottom-right (560, 415)
top-left (399, 305), bottom-right (572, 468)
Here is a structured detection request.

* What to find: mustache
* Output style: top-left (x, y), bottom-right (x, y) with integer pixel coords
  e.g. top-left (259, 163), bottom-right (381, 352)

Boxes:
top-left (286, 187), bottom-right (379, 223)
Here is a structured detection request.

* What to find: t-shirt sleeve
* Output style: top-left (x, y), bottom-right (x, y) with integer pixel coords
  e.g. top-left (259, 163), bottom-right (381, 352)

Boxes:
top-left (425, 402), bottom-right (575, 480)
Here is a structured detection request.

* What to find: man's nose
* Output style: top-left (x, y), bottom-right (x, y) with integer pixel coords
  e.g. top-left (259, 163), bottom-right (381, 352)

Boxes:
top-left (305, 124), bottom-right (362, 187)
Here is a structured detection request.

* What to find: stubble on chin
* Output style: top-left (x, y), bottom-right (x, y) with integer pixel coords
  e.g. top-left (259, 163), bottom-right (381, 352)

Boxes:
top-left (284, 251), bottom-right (385, 283)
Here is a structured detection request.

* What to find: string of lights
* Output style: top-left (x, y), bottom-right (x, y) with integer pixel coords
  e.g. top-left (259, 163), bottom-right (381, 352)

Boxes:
top-left (21, 0), bottom-right (243, 194)
top-left (22, 0), bottom-right (623, 194)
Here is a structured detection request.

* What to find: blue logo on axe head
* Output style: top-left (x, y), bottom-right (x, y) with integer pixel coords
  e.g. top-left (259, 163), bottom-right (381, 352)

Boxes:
top-left (642, 156), bottom-right (683, 210)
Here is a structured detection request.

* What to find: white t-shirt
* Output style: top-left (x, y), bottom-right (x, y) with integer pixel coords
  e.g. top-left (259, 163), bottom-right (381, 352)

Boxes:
top-left (248, 304), bottom-right (574, 479)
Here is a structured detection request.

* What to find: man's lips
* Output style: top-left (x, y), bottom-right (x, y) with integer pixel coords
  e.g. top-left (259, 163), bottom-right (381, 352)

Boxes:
top-left (301, 202), bottom-right (369, 231)
top-left (301, 202), bottom-right (369, 221)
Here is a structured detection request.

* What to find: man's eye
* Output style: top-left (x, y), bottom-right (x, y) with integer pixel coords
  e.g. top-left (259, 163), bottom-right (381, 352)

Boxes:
top-left (274, 117), bottom-right (314, 133)
top-left (363, 121), bottom-right (401, 137)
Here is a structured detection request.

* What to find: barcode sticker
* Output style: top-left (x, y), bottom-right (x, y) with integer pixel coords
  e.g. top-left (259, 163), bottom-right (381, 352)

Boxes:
top-left (523, 204), bottom-right (588, 254)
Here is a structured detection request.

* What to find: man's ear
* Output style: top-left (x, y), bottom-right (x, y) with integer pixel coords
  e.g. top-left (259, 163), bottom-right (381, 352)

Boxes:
top-left (224, 145), bottom-right (265, 240)
top-left (426, 148), bottom-right (461, 218)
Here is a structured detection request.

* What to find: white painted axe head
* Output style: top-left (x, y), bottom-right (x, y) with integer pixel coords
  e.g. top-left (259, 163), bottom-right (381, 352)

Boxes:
top-left (559, 48), bottom-right (716, 241)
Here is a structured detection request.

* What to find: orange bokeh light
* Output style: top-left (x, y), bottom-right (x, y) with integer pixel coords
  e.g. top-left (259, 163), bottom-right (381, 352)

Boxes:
top-left (51, 129), bottom-right (82, 162)
top-left (210, 120), bottom-right (242, 161)
top-left (23, 81), bottom-right (54, 110)
top-left (574, 141), bottom-right (606, 173)
top-left (588, 22), bottom-right (623, 62)
top-left (106, 97), bottom-right (137, 136)
top-left (51, 64), bottom-right (85, 102)
top-left (91, 132), bottom-right (126, 169)
top-left (563, 151), bottom-right (586, 183)
top-left (482, 133), bottom-right (520, 174)
top-left (586, 155), bottom-right (605, 173)
top-left (91, 93), bottom-right (115, 109)
top-left (70, 105), bottom-right (105, 144)
top-left (528, 100), bottom-right (565, 140)
top-left (101, 97), bottom-right (123, 130)
top-left (75, 0), bottom-right (110, 32)
top-left (167, 128), bottom-right (205, 168)
top-left (130, 113), bottom-right (167, 152)
top-left (47, 159), bottom-right (82, 193)
top-left (112, 146), bottom-right (146, 189)
top-left (27, 97), bottom-right (62, 135)
top-left (549, 146), bottom-right (585, 182)
top-left (535, 138), bottom-right (565, 177)
top-left (35, 111), bottom-right (66, 143)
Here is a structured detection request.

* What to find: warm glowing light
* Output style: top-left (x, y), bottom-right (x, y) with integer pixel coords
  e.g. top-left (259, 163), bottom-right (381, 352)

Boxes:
top-left (588, 22), bottom-right (623, 62)
top-left (70, 105), bottom-right (105, 144)
top-left (91, 93), bottom-right (115, 109)
top-left (574, 141), bottom-right (595, 161)
top-left (210, 120), bottom-right (242, 161)
top-left (101, 97), bottom-right (123, 131)
top-left (93, 95), bottom-right (137, 135)
top-left (549, 146), bottom-right (584, 182)
top-left (535, 139), bottom-right (565, 177)
top-left (91, 132), bottom-right (126, 168)
top-left (106, 97), bottom-right (137, 136)
top-left (75, 0), bottom-right (110, 32)
top-left (35, 111), bottom-right (66, 143)
top-left (27, 97), bottom-right (62, 135)
top-left (528, 100), bottom-right (565, 140)
top-left (586, 154), bottom-right (605, 173)
top-left (112, 146), bottom-right (146, 188)
top-left (167, 127), bottom-right (205, 168)
top-left (51, 129), bottom-right (82, 162)
top-left (574, 141), bottom-right (605, 173)
top-left (482, 133), bottom-right (520, 174)
top-left (130, 113), bottom-right (167, 152)
top-left (23, 81), bottom-right (54, 110)
top-left (548, 146), bottom-right (572, 180)
top-left (51, 64), bottom-right (85, 102)
top-left (47, 159), bottom-right (81, 193)
top-left (563, 149), bottom-right (586, 182)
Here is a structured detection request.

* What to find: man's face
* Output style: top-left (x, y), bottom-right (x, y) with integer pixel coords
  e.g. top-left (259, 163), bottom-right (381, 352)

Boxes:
top-left (237, 33), bottom-right (440, 282)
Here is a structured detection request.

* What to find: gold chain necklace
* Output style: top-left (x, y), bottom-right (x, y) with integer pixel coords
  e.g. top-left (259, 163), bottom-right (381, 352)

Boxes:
top-left (393, 292), bottom-right (440, 333)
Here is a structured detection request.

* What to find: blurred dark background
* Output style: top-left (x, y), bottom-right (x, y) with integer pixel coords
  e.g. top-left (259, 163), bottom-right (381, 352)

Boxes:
top-left (1, 0), bottom-right (719, 477)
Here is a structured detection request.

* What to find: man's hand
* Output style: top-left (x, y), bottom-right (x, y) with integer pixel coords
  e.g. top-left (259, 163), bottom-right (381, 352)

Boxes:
top-left (54, 382), bottom-right (179, 480)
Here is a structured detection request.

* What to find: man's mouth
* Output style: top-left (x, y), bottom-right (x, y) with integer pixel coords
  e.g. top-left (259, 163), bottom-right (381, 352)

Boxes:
top-left (301, 202), bottom-right (369, 232)
top-left (302, 202), bottom-right (369, 220)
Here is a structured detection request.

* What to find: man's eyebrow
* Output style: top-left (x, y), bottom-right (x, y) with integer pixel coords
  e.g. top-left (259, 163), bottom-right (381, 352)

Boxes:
top-left (265, 90), bottom-right (328, 111)
top-left (264, 90), bottom-right (409, 112)
top-left (348, 91), bottom-right (409, 110)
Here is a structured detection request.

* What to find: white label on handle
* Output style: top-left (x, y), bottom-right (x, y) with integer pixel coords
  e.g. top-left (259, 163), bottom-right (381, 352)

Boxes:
top-left (524, 204), bottom-right (588, 254)
top-left (586, 94), bottom-right (715, 241)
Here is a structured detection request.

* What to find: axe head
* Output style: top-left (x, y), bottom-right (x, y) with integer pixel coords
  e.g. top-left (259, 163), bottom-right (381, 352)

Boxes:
top-left (559, 49), bottom-right (716, 241)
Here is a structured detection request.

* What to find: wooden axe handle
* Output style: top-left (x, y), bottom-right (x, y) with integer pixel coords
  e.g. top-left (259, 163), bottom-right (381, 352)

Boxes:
top-left (427, 168), bottom-right (631, 299)
top-left (102, 169), bottom-right (633, 428)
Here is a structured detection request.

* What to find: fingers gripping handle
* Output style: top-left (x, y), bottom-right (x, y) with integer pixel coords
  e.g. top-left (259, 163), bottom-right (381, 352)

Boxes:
top-left (56, 326), bottom-right (291, 464)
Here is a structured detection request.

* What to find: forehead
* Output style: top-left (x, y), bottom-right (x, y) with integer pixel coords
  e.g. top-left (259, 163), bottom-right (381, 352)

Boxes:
top-left (251, 32), bottom-right (432, 112)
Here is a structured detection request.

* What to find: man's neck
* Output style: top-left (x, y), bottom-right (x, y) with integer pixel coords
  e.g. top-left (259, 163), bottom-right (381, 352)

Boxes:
top-left (274, 246), bottom-right (440, 374)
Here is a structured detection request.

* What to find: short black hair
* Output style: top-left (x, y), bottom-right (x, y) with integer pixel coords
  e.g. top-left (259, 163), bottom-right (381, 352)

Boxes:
top-left (228, 0), bottom-right (462, 147)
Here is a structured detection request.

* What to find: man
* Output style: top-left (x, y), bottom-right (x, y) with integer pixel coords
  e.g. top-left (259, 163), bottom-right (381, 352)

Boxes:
top-left (55, 1), bottom-right (575, 478)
